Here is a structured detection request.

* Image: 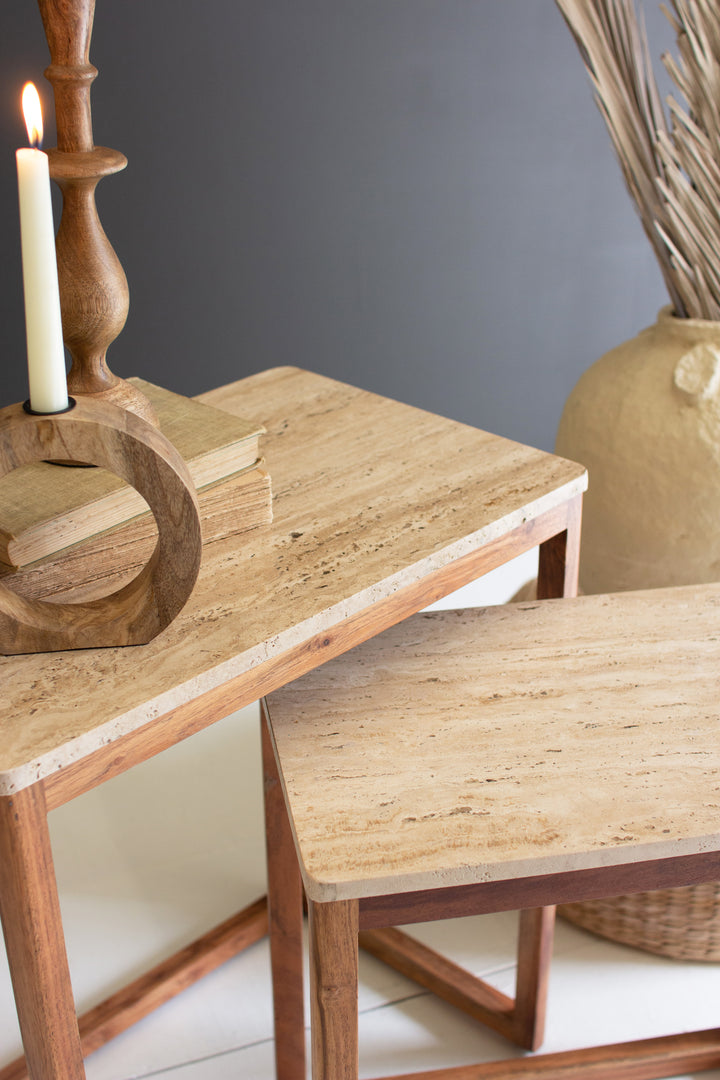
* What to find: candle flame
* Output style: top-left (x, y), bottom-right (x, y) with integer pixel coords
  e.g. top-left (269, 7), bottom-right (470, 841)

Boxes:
top-left (22, 82), bottom-right (43, 149)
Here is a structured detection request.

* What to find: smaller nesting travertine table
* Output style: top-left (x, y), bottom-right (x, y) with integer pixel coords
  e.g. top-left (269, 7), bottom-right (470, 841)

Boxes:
top-left (0, 367), bottom-right (586, 1079)
top-left (263, 585), bottom-right (720, 1080)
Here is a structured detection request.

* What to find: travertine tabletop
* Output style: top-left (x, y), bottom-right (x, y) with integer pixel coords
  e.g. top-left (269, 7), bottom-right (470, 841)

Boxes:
top-left (0, 367), bottom-right (586, 793)
top-left (265, 585), bottom-right (720, 901)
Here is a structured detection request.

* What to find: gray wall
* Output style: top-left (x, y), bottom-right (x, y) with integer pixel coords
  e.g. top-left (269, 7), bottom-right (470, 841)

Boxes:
top-left (0, 2), bottom-right (674, 451)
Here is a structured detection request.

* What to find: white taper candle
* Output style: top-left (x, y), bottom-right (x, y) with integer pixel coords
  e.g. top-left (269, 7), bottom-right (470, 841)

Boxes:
top-left (16, 82), bottom-right (68, 414)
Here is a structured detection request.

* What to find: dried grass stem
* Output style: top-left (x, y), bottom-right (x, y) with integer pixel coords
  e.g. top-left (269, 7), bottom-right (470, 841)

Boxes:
top-left (556, 0), bottom-right (720, 320)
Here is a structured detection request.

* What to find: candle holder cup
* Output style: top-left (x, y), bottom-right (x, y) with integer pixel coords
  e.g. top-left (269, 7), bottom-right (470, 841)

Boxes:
top-left (0, 395), bottom-right (202, 654)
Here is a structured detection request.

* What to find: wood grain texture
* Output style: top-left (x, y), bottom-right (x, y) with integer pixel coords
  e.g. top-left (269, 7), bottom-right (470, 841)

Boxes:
top-left (0, 787), bottom-right (84, 1080)
top-left (260, 708), bottom-right (306, 1080)
top-left (0, 899), bottom-right (268, 1080)
top-left (0, 379), bottom-right (263, 568)
top-left (309, 898), bottom-right (359, 1080)
top-left (512, 906), bottom-right (555, 1051)
top-left (38, 0), bottom-right (155, 420)
top-left (265, 582), bottom-right (720, 901)
top-left (1, 465), bottom-right (271, 606)
top-left (357, 927), bottom-right (516, 1036)
top-left (0, 367), bottom-right (586, 793)
top-left (374, 1027), bottom-right (720, 1078)
top-left (262, 706), bottom-right (306, 1080)
top-left (38, 0), bottom-right (96, 153)
top-left (536, 492), bottom-right (581, 600)
top-left (48, 147), bottom-right (131, 398)
top-left (357, 907), bottom-right (552, 1052)
top-left (0, 397), bottom-right (201, 653)
top-left (358, 851), bottom-right (720, 930)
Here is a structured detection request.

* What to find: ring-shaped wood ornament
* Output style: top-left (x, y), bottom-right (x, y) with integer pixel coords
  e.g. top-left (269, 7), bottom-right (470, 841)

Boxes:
top-left (0, 396), bottom-right (202, 654)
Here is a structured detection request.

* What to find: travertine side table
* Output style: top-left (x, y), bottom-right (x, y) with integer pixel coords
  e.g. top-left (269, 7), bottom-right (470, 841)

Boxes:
top-left (0, 367), bottom-right (586, 1079)
top-left (263, 584), bottom-right (720, 1080)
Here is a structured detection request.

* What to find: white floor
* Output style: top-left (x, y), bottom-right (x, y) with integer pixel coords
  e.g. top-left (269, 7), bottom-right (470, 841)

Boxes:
top-left (2, 550), bottom-right (720, 1079)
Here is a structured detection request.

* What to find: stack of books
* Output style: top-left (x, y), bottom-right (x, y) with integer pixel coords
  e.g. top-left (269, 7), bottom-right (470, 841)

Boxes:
top-left (0, 379), bottom-right (272, 602)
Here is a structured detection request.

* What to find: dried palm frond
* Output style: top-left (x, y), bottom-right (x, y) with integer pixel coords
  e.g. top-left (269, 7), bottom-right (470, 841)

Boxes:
top-left (556, 0), bottom-right (720, 320)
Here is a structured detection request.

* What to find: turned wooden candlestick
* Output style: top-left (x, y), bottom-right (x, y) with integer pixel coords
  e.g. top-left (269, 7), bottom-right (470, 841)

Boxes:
top-left (0, 396), bottom-right (201, 654)
top-left (37, 0), bottom-right (158, 425)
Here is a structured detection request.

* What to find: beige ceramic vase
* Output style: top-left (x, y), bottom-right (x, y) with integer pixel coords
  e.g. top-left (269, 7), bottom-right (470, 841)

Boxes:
top-left (556, 305), bottom-right (720, 595)
top-left (556, 305), bottom-right (720, 961)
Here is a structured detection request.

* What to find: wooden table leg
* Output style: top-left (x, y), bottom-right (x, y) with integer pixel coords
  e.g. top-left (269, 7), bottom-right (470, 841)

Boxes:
top-left (512, 906), bottom-right (555, 1051)
top-left (537, 492), bottom-right (582, 601)
top-left (263, 703), bottom-right (307, 1080)
top-left (309, 898), bottom-right (359, 1080)
top-left (0, 785), bottom-right (85, 1080)
top-left (0, 899), bottom-right (268, 1080)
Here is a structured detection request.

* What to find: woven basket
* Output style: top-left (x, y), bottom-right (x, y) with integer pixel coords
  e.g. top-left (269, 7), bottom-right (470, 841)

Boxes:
top-left (559, 883), bottom-right (720, 962)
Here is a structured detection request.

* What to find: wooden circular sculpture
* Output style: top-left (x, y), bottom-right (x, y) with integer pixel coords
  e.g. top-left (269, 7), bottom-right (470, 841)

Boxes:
top-left (0, 396), bottom-right (202, 654)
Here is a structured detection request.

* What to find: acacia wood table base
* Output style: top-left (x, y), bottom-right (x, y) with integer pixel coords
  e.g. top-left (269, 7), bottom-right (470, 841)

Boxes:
top-left (349, 859), bottom-right (720, 1080)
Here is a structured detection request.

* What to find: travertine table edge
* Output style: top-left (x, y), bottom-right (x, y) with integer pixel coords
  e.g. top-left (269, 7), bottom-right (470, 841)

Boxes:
top-left (0, 366), bottom-right (587, 1079)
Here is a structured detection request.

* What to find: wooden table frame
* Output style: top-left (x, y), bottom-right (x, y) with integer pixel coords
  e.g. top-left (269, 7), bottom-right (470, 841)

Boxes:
top-left (301, 850), bottom-right (720, 1080)
top-left (0, 368), bottom-right (585, 1080)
